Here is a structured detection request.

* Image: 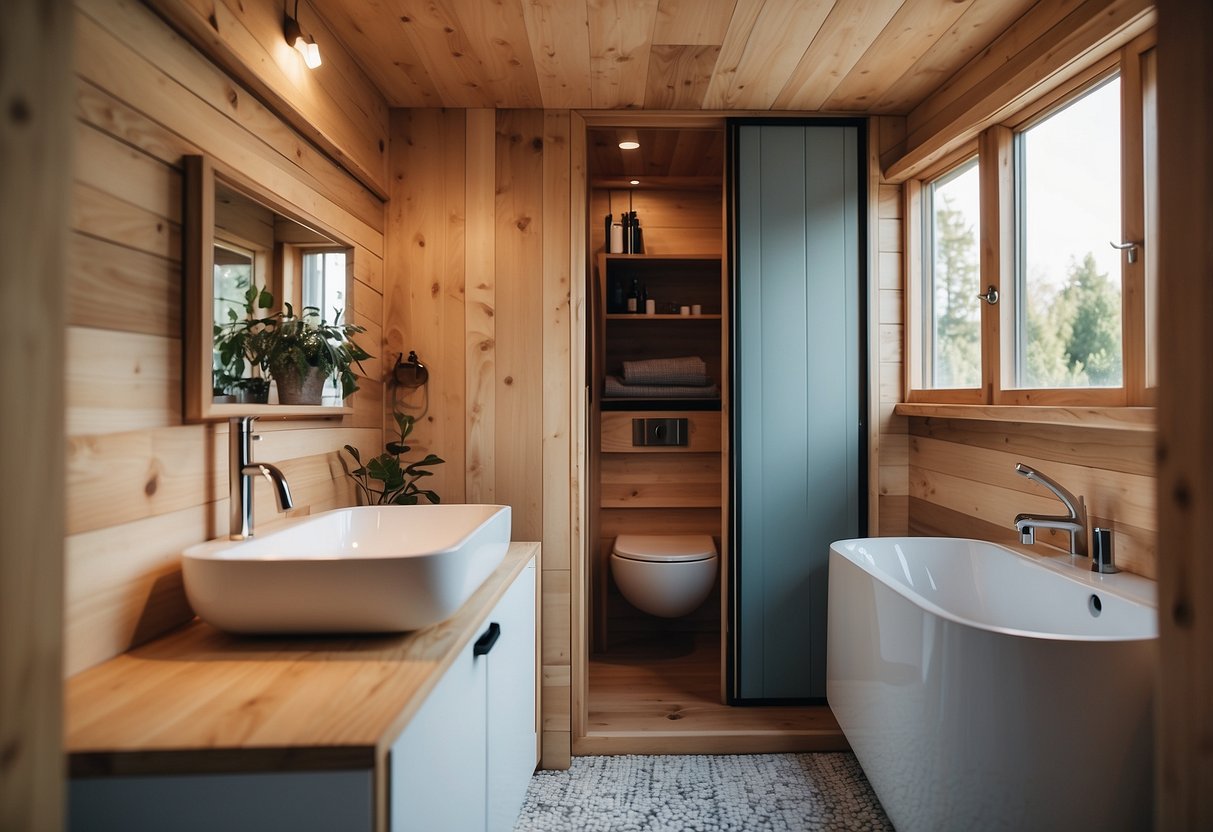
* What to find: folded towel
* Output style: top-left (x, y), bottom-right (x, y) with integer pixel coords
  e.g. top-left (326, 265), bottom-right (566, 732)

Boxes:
top-left (604, 375), bottom-right (719, 399)
top-left (621, 356), bottom-right (708, 386)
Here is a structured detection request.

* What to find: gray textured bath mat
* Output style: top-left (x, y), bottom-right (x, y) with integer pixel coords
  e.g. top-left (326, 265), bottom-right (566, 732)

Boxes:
top-left (514, 753), bottom-right (892, 832)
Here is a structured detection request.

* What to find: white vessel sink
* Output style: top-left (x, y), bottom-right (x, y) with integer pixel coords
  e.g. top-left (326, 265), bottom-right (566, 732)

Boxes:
top-left (182, 504), bottom-right (511, 634)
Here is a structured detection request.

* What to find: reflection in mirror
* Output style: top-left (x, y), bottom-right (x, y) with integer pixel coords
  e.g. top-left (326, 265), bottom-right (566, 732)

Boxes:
top-left (184, 155), bottom-right (361, 421)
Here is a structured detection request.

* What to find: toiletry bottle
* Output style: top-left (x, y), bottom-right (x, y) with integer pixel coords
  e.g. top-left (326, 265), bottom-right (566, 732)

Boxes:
top-left (609, 276), bottom-right (624, 313)
top-left (609, 222), bottom-right (624, 253)
top-left (626, 279), bottom-right (639, 313)
top-left (621, 212), bottom-right (633, 254)
top-left (631, 213), bottom-right (644, 254)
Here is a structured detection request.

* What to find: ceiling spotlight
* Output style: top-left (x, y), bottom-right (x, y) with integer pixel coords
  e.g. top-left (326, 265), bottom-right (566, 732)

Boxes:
top-left (618, 129), bottom-right (640, 150)
top-left (618, 140), bottom-right (640, 150)
top-left (285, 1), bottom-right (322, 69)
top-left (629, 180), bottom-right (640, 185)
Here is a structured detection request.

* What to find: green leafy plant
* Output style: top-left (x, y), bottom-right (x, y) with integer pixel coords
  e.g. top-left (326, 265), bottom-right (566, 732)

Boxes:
top-left (343, 411), bottom-right (444, 505)
top-left (212, 281), bottom-right (276, 396)
top-left (262, 302), bottom-right (371, 399)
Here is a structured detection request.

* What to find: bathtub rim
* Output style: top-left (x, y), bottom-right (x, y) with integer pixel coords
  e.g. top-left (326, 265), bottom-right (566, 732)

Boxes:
top-left (829, 536), bottom-right (1158, 643)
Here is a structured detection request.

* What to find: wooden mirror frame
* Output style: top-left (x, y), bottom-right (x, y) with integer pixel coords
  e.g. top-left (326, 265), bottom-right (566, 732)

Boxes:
top-left (182, 155), bottom-right (356, 421)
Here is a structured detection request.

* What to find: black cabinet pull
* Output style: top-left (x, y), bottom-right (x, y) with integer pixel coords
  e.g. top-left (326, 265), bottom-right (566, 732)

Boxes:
top-left (473, 622), bottom-right (501, 656)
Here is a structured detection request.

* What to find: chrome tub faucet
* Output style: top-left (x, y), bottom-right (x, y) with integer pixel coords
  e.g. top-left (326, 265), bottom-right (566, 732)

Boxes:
top-left (1012, 463), bottom-right (1088, 557)
top-left (229, 416), bottom-right (294, 540)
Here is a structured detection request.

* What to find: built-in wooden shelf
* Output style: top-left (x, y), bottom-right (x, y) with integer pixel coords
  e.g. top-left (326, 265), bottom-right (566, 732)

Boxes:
top-left (894, 402), bottom-right (1156, 431)
top-left (606, 313), bottom-right (722, 320)
top-left (601, 398), bottom-right (721, 411)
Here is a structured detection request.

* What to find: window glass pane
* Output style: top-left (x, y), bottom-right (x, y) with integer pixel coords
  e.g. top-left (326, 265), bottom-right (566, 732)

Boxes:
top-left (302, 250), bottom-right (346, 322)
top-left (1016, 76), bottom-right (1122, 388)
top-left (301, 249), bottom-right (348, 403)
top-left (923, 158), bottom-right (981, 388)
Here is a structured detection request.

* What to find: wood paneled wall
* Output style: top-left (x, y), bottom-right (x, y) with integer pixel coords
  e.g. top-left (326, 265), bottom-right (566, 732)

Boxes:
top-left (65, 0), bottom-right (387, 676)
top-left (884, 0), bottom-right (1156, 180)
top-left (387, 109), bottom-right (578, 769)
top-left (872, 117), bottom-right (908, 536)
top-left (875, 8), bottom-right (1161, 580)
top-left (1, 0), bottom-right (73, 825)
top-left (143, 0), bottom-right (390, 198)
top-left (1155, 0), bottom-right (1213, 822)
top-left (907, 418), bottom-right (1156, 577)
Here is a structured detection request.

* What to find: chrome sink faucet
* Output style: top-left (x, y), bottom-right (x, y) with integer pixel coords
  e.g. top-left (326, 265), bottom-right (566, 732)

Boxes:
top-left (1012, 463), bottom-right (1088, 557)
top-left (230, 416), bottom-right (294, 540)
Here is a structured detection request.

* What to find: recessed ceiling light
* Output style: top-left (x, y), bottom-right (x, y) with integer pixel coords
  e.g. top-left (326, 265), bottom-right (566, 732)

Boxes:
top-left (629, 179), bottom-right (640, 185)
top-left (618, 140), bottom-right (640, 150)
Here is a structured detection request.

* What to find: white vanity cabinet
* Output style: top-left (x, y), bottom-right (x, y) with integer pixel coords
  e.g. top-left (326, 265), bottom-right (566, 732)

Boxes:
top-left (390, 556), bottom-right (537, 832)
top-left (66, 544), bottom-right (540, 832)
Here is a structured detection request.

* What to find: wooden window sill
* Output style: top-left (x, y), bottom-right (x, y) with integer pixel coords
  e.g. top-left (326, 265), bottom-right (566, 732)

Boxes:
top-left (892, 402), bottom-right (1156, 432)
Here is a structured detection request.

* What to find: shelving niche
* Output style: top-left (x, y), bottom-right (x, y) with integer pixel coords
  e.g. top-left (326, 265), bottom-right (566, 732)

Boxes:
top-left (595, 253), bottom-right (724, 412)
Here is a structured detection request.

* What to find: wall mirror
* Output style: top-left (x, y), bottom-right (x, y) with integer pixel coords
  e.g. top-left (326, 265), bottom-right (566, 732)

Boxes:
top-left (183, 155), bottom-right (359, 421)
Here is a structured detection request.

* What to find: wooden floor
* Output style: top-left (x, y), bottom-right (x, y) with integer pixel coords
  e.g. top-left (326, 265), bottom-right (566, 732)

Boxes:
top-left (577, 630), bottom-right (848, 756)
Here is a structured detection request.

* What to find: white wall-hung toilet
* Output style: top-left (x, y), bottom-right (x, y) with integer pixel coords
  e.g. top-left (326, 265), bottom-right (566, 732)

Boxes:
top-left (610, 534), bottom-right (718, 618)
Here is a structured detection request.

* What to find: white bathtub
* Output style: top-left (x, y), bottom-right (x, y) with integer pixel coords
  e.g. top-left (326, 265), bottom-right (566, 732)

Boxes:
top-left (826, 537), bottom-right (1157, 832)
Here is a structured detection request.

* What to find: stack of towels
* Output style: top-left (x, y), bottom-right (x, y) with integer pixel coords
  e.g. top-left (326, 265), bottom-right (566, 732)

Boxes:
top-left (604, 356), bottom-right (719, 398)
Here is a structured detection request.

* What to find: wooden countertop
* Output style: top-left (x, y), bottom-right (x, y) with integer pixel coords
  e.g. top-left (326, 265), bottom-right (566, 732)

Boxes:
top-left (66, 542), bottom-right (539, 777)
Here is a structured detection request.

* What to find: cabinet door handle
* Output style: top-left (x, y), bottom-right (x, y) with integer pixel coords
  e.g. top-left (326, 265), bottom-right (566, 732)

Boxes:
top-left (473, 622), bottom-right (501, 656)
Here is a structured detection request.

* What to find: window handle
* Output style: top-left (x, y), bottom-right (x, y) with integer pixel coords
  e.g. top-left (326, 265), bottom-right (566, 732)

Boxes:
top-left (1110, 240), bottom-right (1140, 264)
top-left (976, 285), bottom-right (999, 305)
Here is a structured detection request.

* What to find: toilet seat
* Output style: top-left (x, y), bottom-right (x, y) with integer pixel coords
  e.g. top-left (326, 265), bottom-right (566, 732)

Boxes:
top-left (612, 533), bottom-right (716, 563)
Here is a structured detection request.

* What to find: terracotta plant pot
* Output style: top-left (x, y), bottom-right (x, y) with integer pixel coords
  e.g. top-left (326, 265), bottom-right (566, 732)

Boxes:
top-left (274, 365), bottom-right (327, 405)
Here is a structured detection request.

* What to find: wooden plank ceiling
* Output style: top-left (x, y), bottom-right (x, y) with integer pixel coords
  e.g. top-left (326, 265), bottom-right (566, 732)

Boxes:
top-left (315, 0), bottom-right (1040, 112)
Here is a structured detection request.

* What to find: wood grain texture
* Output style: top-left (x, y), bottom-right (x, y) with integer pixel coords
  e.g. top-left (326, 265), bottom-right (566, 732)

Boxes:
top-left (823, 0), bottom-right (979, 111)
top-left (495, 110), bottom-right (546, 541)
top-left (906, 417), bottom-right (1157, 577)
top-left (68, 232), bottom-right (181, 337)
top-left (1155, 0), bottom-right (1213, 823)
top-left (465, 109), bottom-right (497, 504)
top-left (587, 0), bottom-right (662, 109)
top-left (141, 0), bottom-right (390, 197)
top-left (872, 120), bottom-right (908, 535)
top-left (1, 0), bottom-right (72, 825)
top-left (871, 0), bottom-right (1046, 113)
top-left (894, 402), bottom-right (1156, 431)
top-left (579, 632), bottom-right (846, 755)
top-left (386, 109), bottom-right (467, 504)
top-left (75, 6), bottom-right (384, 250)
top-left (774, 0), bottom-right (903, 110)
top-left (66, 546), bottom-right (537, 770)
top-left (522, 0), bottom-right (593, 109)
top-left (305, 0), bottom-right (1059, 116)
top-left (568, 110), bottom-right (591, 755)
top-left (644, 45), bottom-right (722, 109)
top-left (706, 0), bottom-right (836, 110)
top-left (65, 0), bottom-right (386, 675)
top-left (887, 0), bottom-right (1155, 180)
top-left (543, 110), bottom-right (574, 570)
top-left (653, 0), bottom-right (737, 45)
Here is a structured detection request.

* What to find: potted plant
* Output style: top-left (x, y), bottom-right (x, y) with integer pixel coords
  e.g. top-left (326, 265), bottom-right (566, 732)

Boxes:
top-left (212, 282), bottom-right (275, 403)
top-left (261, 303), bottom-right (371, 405)
top-left (343, 411), bottom-right (444, 505)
